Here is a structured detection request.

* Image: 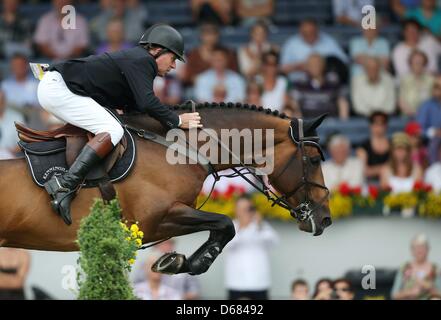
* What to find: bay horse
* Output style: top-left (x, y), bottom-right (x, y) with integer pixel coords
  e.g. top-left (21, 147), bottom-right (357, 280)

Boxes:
top-left (0, 102), bottom-right (331, 275)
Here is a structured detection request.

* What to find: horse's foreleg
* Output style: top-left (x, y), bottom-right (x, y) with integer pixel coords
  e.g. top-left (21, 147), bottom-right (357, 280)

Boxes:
top-left (152, 202), bottom-right (235, 275)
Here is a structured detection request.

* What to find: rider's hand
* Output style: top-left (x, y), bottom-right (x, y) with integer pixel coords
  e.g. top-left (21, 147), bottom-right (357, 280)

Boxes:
top-left (179, 112), bottom-right (203, 129)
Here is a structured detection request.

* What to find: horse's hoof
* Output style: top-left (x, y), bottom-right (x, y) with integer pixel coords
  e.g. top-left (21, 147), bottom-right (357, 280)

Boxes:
top-left (151, 252), bottom-right (187, 275)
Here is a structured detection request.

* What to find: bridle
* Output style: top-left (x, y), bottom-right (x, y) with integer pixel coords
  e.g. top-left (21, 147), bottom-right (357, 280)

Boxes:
top-left (199, 117), bottom-right (330, 230)
top-left (266, 119), bottom-right (330, 227)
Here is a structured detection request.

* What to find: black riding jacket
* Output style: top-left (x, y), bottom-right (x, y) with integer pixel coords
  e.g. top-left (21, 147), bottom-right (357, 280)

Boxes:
top-left (49, 46), bottom-right (180, 129)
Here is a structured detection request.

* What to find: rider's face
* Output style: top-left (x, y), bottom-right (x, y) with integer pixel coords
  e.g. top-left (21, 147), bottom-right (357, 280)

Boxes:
top-left (155, 52), bottom-right (177, 77)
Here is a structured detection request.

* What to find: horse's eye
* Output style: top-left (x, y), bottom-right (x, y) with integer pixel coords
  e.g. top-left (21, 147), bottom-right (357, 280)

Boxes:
top-left (310, 157), bottom-right (321, 166)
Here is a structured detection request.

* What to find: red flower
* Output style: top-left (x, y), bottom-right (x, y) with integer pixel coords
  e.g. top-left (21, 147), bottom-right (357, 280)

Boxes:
top-left (424, 184), bottom-right (433, 193)
top-left (224, 184), bottom-right (236, 199)
top-left (211, 190), bottom-right (220, 200)
top-left (413, 181), bottom-right (424, 192)
top-left (368, 185), bottom-right (379, 199)
top-left (352, 186), bottom-right (362, 196)
top-left (339, 183), bottom-right (351, 196)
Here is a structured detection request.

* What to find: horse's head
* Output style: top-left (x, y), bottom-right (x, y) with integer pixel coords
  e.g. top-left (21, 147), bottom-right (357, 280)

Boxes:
top-left (269, 114), bottom-right (331, 236)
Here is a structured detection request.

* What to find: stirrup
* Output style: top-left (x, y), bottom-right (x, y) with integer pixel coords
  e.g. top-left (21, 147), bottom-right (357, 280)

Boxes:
top-left (44, 176), bottom-right (71, 195)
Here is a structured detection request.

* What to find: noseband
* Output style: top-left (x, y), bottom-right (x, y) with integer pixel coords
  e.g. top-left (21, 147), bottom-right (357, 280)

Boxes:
top-left (268, 119), bottom-right (329, 226)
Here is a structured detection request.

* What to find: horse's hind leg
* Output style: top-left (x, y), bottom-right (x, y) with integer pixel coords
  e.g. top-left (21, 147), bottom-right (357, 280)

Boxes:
top-left (152, 202), bottom-right (235, 275)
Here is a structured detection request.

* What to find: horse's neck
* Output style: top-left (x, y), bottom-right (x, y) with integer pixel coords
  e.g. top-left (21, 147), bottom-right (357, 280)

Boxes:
top-left (122, 108), bottom-right (291, 172)
top-left (195, 109), bottom-right (290, 172)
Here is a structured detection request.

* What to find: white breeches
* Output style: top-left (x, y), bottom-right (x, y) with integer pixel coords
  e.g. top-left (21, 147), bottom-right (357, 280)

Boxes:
top-left (37, 71), bottom-right (124, 146)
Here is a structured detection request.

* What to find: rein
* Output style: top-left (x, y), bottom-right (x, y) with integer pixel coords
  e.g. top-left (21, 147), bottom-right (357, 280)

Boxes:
top-left (124, 103), bottom-right (329, 249)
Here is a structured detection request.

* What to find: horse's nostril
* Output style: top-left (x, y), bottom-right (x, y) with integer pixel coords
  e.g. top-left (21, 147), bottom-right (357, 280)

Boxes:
top-left (321, 217), bottom-right (332, 228)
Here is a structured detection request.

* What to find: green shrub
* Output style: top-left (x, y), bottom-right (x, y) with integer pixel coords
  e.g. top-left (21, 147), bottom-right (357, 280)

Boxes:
top-left (76, 198), bottom-right (138, 300)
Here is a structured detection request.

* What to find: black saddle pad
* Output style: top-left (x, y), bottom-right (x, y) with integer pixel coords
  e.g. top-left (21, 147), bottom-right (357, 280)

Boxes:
top-left (20, 129), bottom-right (136, 188)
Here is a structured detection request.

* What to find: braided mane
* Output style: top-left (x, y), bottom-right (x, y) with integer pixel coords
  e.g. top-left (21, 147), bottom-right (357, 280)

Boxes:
top-left (171, 102), bottom-right (290, 120)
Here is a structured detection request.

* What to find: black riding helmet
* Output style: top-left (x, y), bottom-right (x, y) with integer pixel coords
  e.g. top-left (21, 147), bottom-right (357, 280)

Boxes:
top-left (139, 24), bottom-right (185, 62)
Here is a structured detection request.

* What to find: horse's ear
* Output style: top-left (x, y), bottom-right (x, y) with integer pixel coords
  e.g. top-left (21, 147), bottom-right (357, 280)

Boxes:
top-left (304, 113), bottom-right (328, 135)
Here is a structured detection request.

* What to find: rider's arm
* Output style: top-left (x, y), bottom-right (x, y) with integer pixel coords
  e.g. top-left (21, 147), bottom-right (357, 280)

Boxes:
top-left (121, 57), bottom-right (181, 129)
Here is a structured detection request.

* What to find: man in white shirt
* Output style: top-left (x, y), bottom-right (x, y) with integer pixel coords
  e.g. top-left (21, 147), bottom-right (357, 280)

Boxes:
top-left (133, 252), bottom-right (182, 300)
top-left (194, 46), bottom-right (245, 103)
top-left (224, 195), bottom-right (279, 300)
top-left (280, 19), bottom-right (348, 82)
top-left (322, 134), bottom-right (365, 190)
top-left (0, 89), bottom-right (24, 159)
top-left (131, 239), bottom-right (201, 300)
top-left (351, 56), bottom-right (396, 117)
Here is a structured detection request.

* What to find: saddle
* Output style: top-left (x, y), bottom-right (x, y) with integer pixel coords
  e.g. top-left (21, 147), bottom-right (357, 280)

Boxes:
top-left (15, 122), bottom-right (136, 190)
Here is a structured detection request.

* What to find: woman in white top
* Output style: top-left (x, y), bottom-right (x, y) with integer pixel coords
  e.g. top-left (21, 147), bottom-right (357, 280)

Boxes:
top-left (256, 50), bottom-right (289, 112)
top-left (238, 21), bottom-right (278, 79)
top-left (380, 132), bottom-right (423, 193)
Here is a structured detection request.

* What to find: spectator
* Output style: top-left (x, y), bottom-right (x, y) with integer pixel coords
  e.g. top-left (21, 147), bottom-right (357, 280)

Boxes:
top-left (424, 143), bottom-right (441, 191)
top-left (380, 132), bottom-right (423, 193)
top-left (334, 278), bottom-right (355, 300)
top-left (398, 50), bottom-right (434, 116)
top-left (356, 111), bottom-right (391, 180)
top-left (391, 233), bottom-right (441, 299)
top-left (313, 278), bottom-right (335, 300)
top-left (154, 75), bottom-right (183, 106)
top-left (245, 81), bottom-right (263, 106)
top-left (212, 83), bottom-right (227, 103)
top-left (257, 51), bottom-right (289, 112)
top-left (0, 90), bottom-right (24, 159)
top-left (191, 0), bottom-right (233, 25)
top-left (132, 239), bottom-right (201, 300)
top-left (405, 121), bottom-right (428, 168)
top-left (322, 134), bottom-right (365, 190)
top-left (351, 56), bottom-right (396, 117)
top-left (290, 54), bottom-right (349, 119)
top-left (333, 0), bottom-right (375, 27)
top-left (392, 0), bottom-right (441, 37)
top-left (238, 21), bottom-right (278, 79)
top-left (349, 25), bottom-right (390, 77)
top-left (224, 195), bottom-right (279, 300)
top-left (1, 53), bottom-right (40, 125)
top-left (291, 279), bottom-right (310, 300)
top-left (194, 46), bottom-right (246, 103)
top-left (183, 23), bottom-right (238, 86)
top-left (90, 0), bottom-right (146, 44)
top-left (0, 0), bottom-right (32, 59)
top-left (0, 248), bottom-right (30, 300)
top-left (133, 252), bottom-right (182, 300)
top-left (416, 75), bottom-right (441, 164)
top-left (34, 0), bottom-right (89, 60)
top-left (95, 18), bottom-right (132, 55)
top-left (392, 19), bottom-right (441, 78)
top-left (280, 19), bottom-right (348, 82)
top-left (234, 0), bottom-right (274, 27)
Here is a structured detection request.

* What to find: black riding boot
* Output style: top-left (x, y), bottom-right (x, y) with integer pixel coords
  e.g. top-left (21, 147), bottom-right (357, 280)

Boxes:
top-left (44, 133), bottom-right (114, 225)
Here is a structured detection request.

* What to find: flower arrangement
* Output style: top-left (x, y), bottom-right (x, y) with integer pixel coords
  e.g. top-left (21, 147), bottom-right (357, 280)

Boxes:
top-left (76, 198), bottom-right (137, 300)
top-left (195, 180), bottom-right (441, 221)
top-left (120, 221), bottom-right (144, 265)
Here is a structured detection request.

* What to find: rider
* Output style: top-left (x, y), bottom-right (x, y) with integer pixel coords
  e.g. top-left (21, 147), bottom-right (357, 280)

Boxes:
top-left (37, 24), bottom-right (202, 225)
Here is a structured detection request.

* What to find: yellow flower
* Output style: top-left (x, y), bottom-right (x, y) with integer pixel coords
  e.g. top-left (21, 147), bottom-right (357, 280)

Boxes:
top-left (137, 231), bottom-right (144, 239)
top-left (120, 222), bottom-right (129, 231)
top-left (130, 224), bottom-right (139, 233)
top-left (125, 237), bottom-right (131, 241)
top-left (128, 258), bottom-right (135, 265)
top-left (135, 239), bottom-right (142, 246)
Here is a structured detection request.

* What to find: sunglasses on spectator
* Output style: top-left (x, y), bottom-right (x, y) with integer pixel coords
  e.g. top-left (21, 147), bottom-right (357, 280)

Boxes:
top-left (335, 287), bottom-right (350, 292)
